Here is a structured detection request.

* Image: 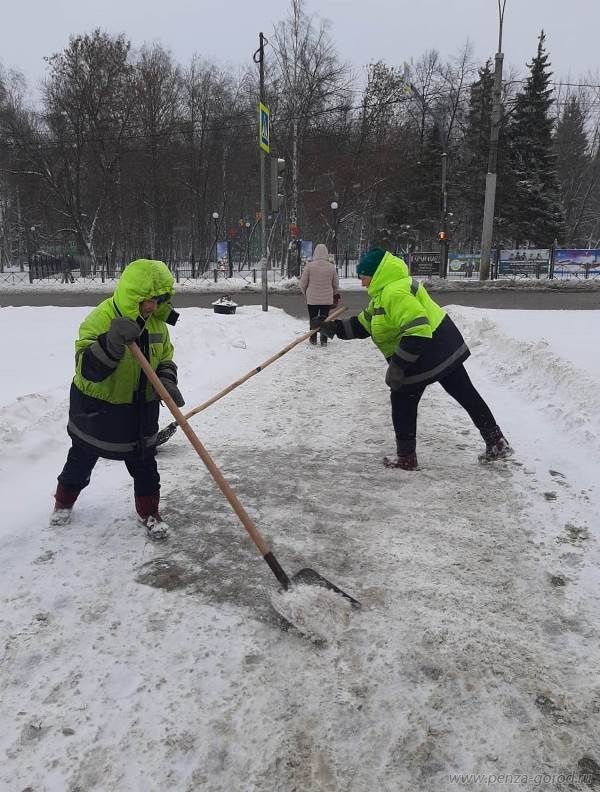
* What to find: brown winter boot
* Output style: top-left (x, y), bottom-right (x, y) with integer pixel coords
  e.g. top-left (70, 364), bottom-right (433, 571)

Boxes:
top-left (50, 483), bottom-right (80, 526)
top-left (135, 493), bottom-right (169, 541)
top-left (383, 452), bottom-right (418, 470)
top-left (479, 426), bottom-right (512, 463)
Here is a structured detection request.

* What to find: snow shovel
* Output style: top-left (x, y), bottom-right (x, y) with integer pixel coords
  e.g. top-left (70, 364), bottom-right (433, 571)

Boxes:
top-left (154, 304), bottom-right (348, 446)
top-left (129, 341), bottom-right (360, 609)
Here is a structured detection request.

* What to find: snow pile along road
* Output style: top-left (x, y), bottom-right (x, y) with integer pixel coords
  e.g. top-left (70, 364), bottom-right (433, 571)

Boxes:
top-left (452, 307), bottom-right (600, 460)
top-left (1, 304), bottom-right (600, 791)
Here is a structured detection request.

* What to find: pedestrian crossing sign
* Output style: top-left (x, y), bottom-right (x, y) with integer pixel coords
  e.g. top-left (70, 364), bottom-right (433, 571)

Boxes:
top-left (259, 103), bottom-right (270, 153)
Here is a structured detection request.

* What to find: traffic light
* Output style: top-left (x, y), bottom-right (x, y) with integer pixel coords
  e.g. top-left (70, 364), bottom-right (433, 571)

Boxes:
top-left (438, 230), bottom-right (447, 242)
top-left (270, 157), bottom-right (285, 212)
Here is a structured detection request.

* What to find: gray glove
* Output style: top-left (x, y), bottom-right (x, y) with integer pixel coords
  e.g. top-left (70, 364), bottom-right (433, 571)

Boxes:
top-left (106, 317), bottom-right (141, 359)
top-left (385, 361), bottom-right (405, 391)
top-left (156, 361), bottom-right (185, 407)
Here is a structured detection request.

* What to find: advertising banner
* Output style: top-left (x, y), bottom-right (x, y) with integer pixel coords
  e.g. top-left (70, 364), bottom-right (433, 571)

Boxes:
top-left (498, 249), bottom-right (549, 276)
top-left (553, 249), bottom-right (600, 276)
top-left (215, 241), bottom-right (228, 264)
top-left (301, 240), bottom-right (313, 260)
top-left (409, 252), bottom-right (440, 277)
top-left (448, 253), bottom-right (480, 277)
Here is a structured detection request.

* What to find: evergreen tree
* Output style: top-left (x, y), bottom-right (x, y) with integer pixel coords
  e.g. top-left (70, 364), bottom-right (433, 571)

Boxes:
top-left (384, 121), bottom-right (444, 247)
top-left (499, 31), bottom-right (563, 245)
top-left (554, 96), bottom-right (592, 245)
top-left (456, 61), bottom-right (494, 245)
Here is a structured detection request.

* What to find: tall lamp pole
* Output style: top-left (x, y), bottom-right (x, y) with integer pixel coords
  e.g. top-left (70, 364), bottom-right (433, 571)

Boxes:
top-left (245, 221), bottom-right (251, 269)
top-left (480, 0), bottom-right (507, 280)
top-left (439, 152), bottom-right (449, 278)
top-left (212, 212), bottom-right (219, 268)
top-left (330, 201), bottom-right (339, 268)
top-left (254, 32), bottom-right (268, 311)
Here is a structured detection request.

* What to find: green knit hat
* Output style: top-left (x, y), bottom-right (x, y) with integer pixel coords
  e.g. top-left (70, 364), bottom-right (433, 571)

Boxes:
top-left (357, 248), bottom-right (386, 277)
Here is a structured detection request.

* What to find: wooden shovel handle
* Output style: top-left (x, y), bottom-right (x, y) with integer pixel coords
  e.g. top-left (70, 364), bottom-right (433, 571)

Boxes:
top-left (129, 341), bottom-right (272, 557)
top-left (181, 303), bottom-right (348, 422)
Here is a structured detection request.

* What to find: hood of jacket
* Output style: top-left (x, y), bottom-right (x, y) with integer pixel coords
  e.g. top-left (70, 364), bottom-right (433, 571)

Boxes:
top-left (311, 243), bottom-right (330, 263)
top-left (367, 251), bottom-right (410, 298)
top-left (113, 259), bottom-right (175, 319)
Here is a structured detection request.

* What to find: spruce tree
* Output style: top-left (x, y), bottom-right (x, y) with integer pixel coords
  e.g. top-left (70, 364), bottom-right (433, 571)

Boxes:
top-left (500, 31), bottom-right (563, 245)
top-left (456, 61), bottom-right (494, 245)
top-left (384, 121), bottom-right (444, 248)
top-left (554, 97), bottom-right (591, 245)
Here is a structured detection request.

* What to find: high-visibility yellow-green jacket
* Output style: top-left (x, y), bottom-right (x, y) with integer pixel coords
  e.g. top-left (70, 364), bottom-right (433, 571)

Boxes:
top-left (357, 251), bottom-right (446, 358)
top-left (68, 259), bottom-right (178, 458)
top-left (336, 251), bottom-right (469, 390)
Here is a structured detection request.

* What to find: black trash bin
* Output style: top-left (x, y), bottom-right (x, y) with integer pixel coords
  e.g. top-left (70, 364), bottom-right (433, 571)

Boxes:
top-left (212, 296), bottom-right (238, 315)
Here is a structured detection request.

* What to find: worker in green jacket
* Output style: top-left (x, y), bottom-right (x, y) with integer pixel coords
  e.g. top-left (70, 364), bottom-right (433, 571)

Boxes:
top-left (51, 258), bottom-right (184, 540)
top-left (319, 248), bottom-right (511, 469)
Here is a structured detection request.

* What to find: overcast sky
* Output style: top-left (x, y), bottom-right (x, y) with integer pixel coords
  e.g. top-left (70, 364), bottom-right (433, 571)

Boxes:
top-left (2, 0), bottom-right (598, 96)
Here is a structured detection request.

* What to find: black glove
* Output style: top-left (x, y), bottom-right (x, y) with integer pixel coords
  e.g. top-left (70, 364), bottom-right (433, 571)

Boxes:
top-left (105, 317), bottom-right (141, 359)
top-left (156, 361), bottom-right (185, 407)
top-left (319, 320), bottom-right (339, 339)
top-left (385, 361), bottom-right (405, 391)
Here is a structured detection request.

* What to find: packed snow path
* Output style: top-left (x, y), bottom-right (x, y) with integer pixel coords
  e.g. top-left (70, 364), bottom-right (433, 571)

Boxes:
top-left (1, 306), bottom-right (599, 791)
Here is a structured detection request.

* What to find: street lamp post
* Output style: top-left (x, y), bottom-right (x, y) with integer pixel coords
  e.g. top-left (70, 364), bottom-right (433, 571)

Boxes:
top-left (245, 222), bottom-right (251, 269)
top-left (330, 201), bottom-right (339, 268)
top-left (211, 212), bottom-right (219, 271)
top-left (439, 152), bottom-right (449, 278)
top-left (399, 224), bottom-right (411, 258)
top-left (480, 0), bottom-right (508, 280)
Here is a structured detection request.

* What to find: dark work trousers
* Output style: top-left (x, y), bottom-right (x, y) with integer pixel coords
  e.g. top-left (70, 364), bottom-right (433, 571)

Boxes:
top-left (390, 363), bottom-right (497, 455)
top-left (307, 304), bottom-right (333, 344)
top-left (58, 442), bottom-right (160, 496)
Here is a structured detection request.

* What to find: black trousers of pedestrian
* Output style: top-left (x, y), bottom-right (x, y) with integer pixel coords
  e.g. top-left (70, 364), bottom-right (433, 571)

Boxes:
top-left (307, 304), bottom-right (332, 344)
top-left (58, 442), bottom-right (160, 496)
top-left (390, 363), bottom-right (497, 455)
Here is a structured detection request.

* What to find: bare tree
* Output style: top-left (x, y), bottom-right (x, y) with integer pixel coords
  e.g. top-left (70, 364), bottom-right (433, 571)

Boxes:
top-left (271, 0), bottom-right (350, 230)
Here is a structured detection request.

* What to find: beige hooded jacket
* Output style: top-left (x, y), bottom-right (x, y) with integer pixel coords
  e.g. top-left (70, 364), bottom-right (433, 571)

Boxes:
top-left (299, 243), bottom-right (339, 305)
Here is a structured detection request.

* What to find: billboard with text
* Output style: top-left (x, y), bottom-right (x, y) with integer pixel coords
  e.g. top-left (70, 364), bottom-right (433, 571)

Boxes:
top-left (553, 249), bottom-right (600, 276)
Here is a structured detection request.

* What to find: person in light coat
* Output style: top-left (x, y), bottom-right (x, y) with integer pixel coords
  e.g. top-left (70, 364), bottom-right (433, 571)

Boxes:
top-left (299, 243), bottom-right (340, 346)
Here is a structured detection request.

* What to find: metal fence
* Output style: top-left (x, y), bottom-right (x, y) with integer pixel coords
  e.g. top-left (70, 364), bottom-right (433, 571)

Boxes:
top-left (1, 250), bottom-right (599, 286)
top-left (0, 255), bottom-right (298, 286)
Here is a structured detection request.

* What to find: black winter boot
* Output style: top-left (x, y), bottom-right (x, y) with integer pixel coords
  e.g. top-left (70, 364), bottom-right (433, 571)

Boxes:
top-left (309, 316), bottom-right (321, 344)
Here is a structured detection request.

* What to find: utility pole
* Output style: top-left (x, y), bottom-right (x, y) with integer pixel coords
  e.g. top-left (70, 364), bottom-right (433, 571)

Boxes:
top-left (480, 0), bottom-right (507, 280)
top-left (254, 32), bottom-right (269, 310)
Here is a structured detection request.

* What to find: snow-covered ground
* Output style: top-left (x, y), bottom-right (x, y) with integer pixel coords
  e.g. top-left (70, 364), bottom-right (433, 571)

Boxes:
top-left (1, 303), bottom-right (600, 791)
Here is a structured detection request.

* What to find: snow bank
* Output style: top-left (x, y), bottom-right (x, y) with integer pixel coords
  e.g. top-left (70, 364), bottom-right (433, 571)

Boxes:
top-left (451, 306), bottom-right (600, 460)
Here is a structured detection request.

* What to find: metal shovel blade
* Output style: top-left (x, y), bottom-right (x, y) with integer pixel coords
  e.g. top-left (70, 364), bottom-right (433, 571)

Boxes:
top-left (154, 421), bottom-right (178, 447)
top-left (291, 567), bottom-right (361, 609)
